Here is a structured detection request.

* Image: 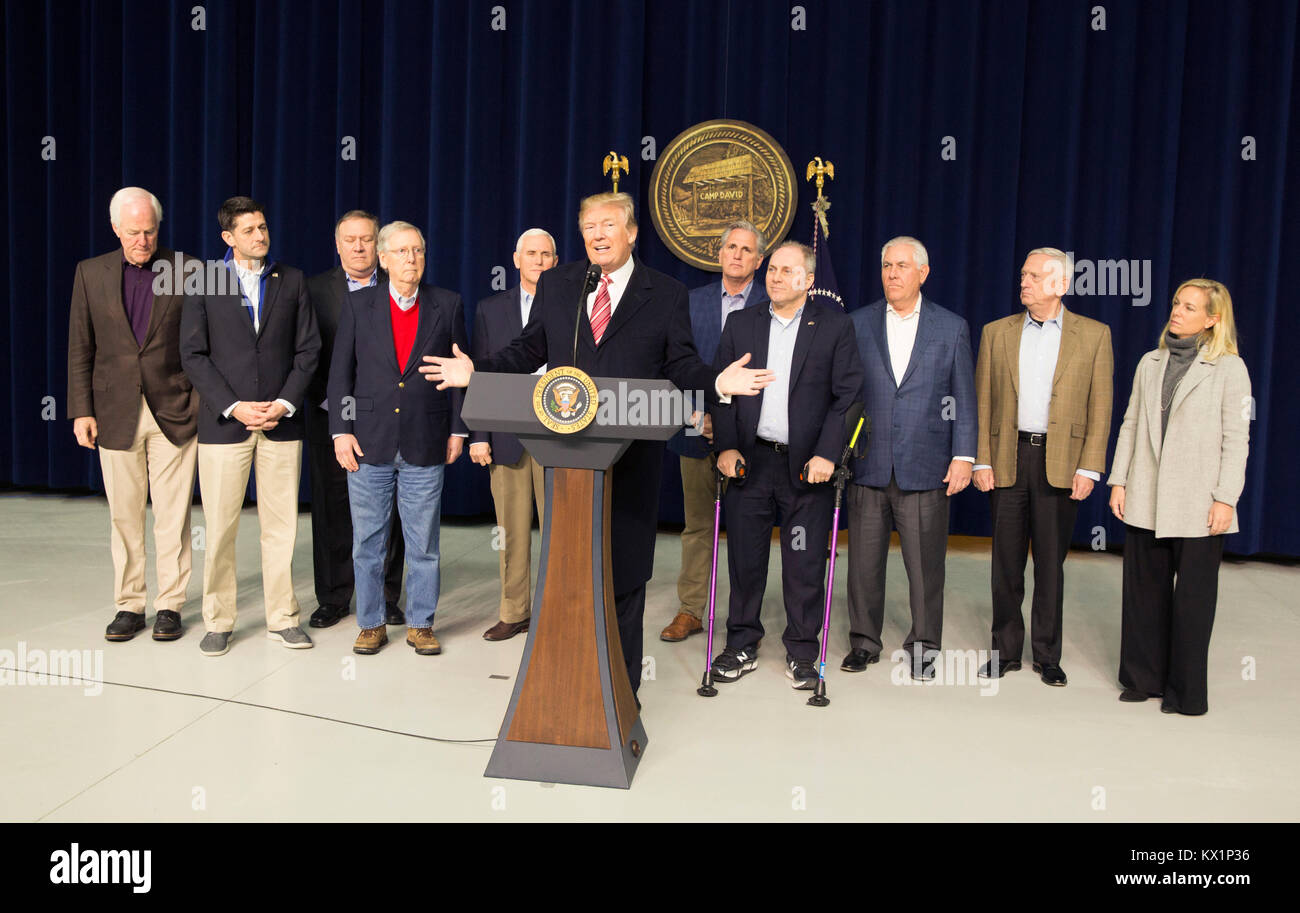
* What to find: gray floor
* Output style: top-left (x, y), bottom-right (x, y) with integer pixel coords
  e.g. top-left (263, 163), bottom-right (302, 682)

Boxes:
top-left (1, 491), bottom-right (1296, 822)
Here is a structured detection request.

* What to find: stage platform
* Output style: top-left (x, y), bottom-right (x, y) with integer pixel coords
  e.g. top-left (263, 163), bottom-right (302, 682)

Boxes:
top-left (1, 491), bottom-right (1295, 822)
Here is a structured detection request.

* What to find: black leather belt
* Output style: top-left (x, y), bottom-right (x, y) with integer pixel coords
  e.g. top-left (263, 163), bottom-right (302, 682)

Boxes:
top-left (1018, 431), bottom-right (1046, 446)
top-left (755, 438), bottom-right (789, 453)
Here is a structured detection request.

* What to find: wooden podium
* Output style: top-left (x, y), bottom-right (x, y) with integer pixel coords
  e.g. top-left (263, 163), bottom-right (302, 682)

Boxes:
top-left (461, 372), bottom-right (682, 789)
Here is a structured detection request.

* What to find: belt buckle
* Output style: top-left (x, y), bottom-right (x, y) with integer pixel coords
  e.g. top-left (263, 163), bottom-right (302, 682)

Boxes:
top-left (1029, 433), bottom-right (1044, 446)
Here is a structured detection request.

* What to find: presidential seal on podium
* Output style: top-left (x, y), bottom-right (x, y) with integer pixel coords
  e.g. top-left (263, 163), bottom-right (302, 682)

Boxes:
top-left (533, 366), bottom-right (599, 434)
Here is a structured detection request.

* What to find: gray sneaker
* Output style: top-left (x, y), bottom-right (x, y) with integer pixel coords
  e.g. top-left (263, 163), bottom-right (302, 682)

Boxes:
top-left (267, 626), bottom-right (313, 649)
top-left (200, 631), bottom-right (231, 656)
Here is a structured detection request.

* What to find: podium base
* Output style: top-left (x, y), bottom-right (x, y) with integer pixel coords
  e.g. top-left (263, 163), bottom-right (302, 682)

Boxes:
top-left (485, 718), bottom-right (648, 789)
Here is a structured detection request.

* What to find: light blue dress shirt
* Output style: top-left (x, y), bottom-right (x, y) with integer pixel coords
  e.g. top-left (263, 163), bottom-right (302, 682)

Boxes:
top-left (755, 303), bottom-right (804, 445)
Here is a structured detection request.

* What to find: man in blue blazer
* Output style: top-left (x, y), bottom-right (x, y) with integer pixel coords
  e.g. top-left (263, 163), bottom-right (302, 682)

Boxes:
top-left (329, 221), bottom-right (467, 657)
top-left (841, 237), bottom-right (976, 680)
top-left (711, 241), bottom-right (864, 689)
top-left (468, 228), bottom-right (557, 642)
top-left (660, 220), bottom-right (769, 643)
top-left (421, 192), bottom-right (774, 700)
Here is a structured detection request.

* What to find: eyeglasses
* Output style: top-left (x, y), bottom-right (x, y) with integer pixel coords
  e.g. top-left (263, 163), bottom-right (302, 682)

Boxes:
top-left (389, 246), bottom-right (425, 260)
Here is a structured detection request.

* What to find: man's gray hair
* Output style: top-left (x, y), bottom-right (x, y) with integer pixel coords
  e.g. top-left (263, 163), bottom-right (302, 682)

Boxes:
top-left (881, 235), bottom-right (929, 268)
top-left (515, 227), bottom-right (556, 253)
top-left (1027, 246), bottom-right (1074, 295)
top-left (109, 187), bottom-right (162, 226)
top-left (377, 220), bottom-right (426, 253)
top-left (719, 220), bottom-right (766, 256)
top-left (774, 240), bottom-right (815, 275)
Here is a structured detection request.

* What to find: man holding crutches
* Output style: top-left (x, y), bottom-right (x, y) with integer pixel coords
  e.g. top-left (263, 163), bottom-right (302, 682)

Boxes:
top-left (710, 241), bottom-right (863, 688)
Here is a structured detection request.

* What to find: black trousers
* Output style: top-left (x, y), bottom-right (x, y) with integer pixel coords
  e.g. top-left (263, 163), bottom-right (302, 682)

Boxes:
top-left (988, 437), bottom-right (1079, 665)
top-left (1120, 526), bottom-right (1223, 715)
top-left (723, 444), bottom-right (833, 662)
top-left (615, 584), bottom-right (646, 697)
top-left (306, 406), bottom-right (404, 609)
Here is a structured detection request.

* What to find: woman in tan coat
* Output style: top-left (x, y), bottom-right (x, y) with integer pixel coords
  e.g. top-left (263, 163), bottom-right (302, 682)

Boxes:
top-left (1107, 279), bottom-right (1250, 715)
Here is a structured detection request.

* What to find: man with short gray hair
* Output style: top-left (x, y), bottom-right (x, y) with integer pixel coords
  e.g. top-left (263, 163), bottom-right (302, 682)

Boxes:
top-left (972, 247), bottom-right (1113, 686)
top-left (469, 228), bottom-right (557, 641)
top-left (305, 210), bottom-right (407, 630)
top-left (329, 220), bottom-right (468, 656)
top-left (661, 220), bottom-right (769, 642)
top-left (68, 187), bottom-right (201, 643)
top-left (840, 236), bottom-right (976, 680)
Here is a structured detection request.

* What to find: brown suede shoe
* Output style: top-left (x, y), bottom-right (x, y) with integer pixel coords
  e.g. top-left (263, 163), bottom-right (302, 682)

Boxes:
top-left (660, 611), bottom-right (704, 642)
top-left (483, 619), bottom-right (530, 641)
top-left (406, 627), bottom-right (442, 655)
top-left (353, 626), bottom-right (388, 654)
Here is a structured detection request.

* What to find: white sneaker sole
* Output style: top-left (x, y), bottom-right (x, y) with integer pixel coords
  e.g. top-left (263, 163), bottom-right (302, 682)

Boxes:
top-left (267, 631), bottom-right (314, 649)
top-left (711, 659), bottom-right (758, 682)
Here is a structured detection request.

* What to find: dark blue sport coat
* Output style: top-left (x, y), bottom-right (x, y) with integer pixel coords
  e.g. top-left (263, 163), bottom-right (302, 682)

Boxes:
top-left (327, 282), bottom-right (467, 467)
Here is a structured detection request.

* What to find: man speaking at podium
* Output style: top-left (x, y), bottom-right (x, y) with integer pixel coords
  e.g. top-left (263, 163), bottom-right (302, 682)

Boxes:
top-left (421, 192), bottom-right (773, 698)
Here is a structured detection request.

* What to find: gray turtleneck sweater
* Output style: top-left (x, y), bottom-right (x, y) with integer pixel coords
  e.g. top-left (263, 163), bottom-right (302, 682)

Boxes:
top-left (1161, 331), bottom-right (1200, 437)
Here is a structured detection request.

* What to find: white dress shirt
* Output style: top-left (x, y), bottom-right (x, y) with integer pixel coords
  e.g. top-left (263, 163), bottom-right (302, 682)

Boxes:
top-left (586, 255), bottom-right (636, 321)
top-left (522, 288), bottom-right (546, 374)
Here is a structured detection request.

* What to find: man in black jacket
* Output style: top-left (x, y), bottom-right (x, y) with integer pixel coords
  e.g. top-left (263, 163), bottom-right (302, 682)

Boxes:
top-left (180, 196), bottom-right (320, 656)
top-left (421, 192), bottom-right (773, 698)
top-left (711, 241), bottom-right (864, 689)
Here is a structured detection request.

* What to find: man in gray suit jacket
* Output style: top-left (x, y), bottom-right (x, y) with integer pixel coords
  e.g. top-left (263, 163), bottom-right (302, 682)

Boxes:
top-left (468, 228), bottom-right (557, 641)
top-left (842, 237), bottom-right (976, 680)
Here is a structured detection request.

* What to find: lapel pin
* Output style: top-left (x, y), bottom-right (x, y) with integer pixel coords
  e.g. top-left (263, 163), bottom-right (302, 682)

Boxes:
top-left (271, 273), bottom-right (278, 278)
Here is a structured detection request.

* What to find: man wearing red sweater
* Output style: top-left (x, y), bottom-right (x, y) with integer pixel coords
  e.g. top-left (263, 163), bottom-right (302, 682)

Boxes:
top-left (327, 221), bottom-right (467, 655)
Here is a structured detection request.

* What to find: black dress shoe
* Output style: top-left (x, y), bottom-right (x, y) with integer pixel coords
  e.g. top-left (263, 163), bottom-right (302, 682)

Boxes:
top-left (1033, 662), bottom-right (1068, 686)
top-left (308, 604), bottom-right (350, 629)
top-left (839, 648), bottom-right (879, 673)
top-left (977, 659), bottom-right (1022, 679)
top-left (152, 610), bottom-right (183, 641)
top-left (105, 611), bottom-right (146, 642)
top-left (385, 602), bottom-right (405, 626)
top-left (911, 657), bottom-right (936, 682)
top-left (1119, 688), bottom-right (1154, 702)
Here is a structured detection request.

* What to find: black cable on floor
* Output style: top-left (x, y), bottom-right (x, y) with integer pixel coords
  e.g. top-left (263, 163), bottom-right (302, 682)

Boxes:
top-left (0, 665), bottom-right (497, 744)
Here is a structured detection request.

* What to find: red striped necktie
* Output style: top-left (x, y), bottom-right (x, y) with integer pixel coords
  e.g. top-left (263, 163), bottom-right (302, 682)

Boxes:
top-left (591, 274), bottom-right (612, 343)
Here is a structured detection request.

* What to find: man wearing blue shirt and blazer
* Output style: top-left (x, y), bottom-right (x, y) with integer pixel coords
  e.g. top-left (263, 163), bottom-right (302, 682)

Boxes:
top-left (710, 241), bottom-right (864, 689)
top-left (330, 221), bottom-right (467, 657)
top-left (468, 228), bottom-right (557, 642)
top-left (660, 221), bottom-right (769, 643)
top-left (841, 237), bottom-right (976, 680)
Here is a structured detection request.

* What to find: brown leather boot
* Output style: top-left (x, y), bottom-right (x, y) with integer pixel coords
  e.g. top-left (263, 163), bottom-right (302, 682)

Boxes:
top-left (406, 627), bottom-right (442, 655)
top-left (660, 611), bottom-right (704, 642)
top-left (353, 626), bottom-right (389, 655)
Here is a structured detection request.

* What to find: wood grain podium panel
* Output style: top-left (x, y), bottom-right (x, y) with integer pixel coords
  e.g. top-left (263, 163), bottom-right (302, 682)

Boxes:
top-left (506, 468), bottom-right (609, 749)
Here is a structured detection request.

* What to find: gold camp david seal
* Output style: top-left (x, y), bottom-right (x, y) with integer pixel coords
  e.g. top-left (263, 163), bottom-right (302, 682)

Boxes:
top-left (533, 366), bottom-right (599, 434)
top-left (648, 119), bottom-right (798, 271)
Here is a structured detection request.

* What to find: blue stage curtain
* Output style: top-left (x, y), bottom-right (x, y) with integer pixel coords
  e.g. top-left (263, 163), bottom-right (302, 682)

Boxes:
top-left (3, 0), bottom-right (1296, 555)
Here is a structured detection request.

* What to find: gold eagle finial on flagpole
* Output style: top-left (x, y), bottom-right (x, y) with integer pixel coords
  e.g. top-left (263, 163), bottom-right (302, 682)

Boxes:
top-left (603, 151), bottom-right (630, 193)
top-left (806, 157), bottom-right (835, 238)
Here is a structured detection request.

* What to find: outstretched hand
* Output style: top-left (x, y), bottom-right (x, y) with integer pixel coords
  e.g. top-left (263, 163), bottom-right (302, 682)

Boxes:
top-left (717, 352), bottom-right (776, 396)
top-left (420, 343), bottom-right (475, 389)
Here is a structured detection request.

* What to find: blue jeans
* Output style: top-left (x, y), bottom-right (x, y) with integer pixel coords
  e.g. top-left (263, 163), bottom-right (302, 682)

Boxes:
top-left (347, 453), bottom-right (443, 630)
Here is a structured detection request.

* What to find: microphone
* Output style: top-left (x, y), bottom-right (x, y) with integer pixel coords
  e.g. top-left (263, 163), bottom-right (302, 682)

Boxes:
top-left (572, 263), bottom-right (603, 366)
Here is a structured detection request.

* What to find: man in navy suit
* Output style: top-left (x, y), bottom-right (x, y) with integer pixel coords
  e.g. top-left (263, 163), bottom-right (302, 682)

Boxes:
top-left (305, 210), bottom-right (407, 630)
top-left (469, 227), bottom-right (557, 642)
top-left (711, 241), bottom-right (864, 689)
top-left (421, 192), bottom-right (774, 699)
top-left (841, 237), bottom-right (976, 680)
top-left (180, 196), bottom-right (321, 656)
top-left (329, 221), bottom-right (467, 657)
top-left (660, 221), bottom-right (770, 643)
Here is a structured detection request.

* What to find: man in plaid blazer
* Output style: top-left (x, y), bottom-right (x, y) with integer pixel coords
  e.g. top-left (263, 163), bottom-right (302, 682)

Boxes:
top-left (973, 247), bottom-right (1112, 686)
top-left (841, 237), bottom-right (977, 681)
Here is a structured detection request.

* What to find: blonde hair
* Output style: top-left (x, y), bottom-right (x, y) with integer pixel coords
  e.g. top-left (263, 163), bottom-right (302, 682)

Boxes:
top-left (1160, 278), bottom-right (1238, 361)
top-left (578, 192), bottom-right (636, 232)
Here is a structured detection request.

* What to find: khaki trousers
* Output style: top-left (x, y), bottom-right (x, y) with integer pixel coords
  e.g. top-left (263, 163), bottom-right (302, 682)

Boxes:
top-left (197, 432), bottom-right (303, 632)
top-left (677, 454), bottom-right (717, 619)
top-left (488, 451), bottom-right (545, 623)
top-left (98, 397), bottom-right (198, 615)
